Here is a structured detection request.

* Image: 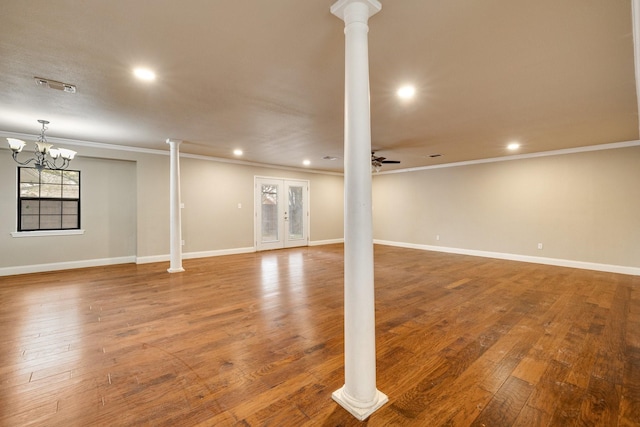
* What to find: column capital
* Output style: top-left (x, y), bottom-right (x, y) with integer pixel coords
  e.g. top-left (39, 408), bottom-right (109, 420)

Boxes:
top-left (331, 0), bottom-right (381, 23)
top-left (166, 138), bottom-right (183, 146)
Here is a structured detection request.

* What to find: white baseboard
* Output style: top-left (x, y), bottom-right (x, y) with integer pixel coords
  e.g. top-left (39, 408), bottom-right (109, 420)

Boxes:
top-left (138, 242), bottom-right (343, 265)
top-left (374, 240), bottom-right (640, 276)
top-left (135, 254), bottom-right (170, 264)
top-left (182, 247), bottom-right (255, 260)
top-left (136, 246), bottom-right (255, 265)
top-left (0, 256), bottom-right (137, 277)
top-left (10, 240), bottom-right (627, 278)
top-left (309, 238), bottom-right (344, 246)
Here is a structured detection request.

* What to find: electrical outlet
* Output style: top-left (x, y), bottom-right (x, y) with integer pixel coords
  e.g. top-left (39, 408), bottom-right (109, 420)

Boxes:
top-left (537, 243), bottom-right (543, 250)
top-left (436, 235), bottom-right (440, 241)
top-left (181, 240), bottom-right (185, 246)
top-left (238, 203), bottom-right (242, 209)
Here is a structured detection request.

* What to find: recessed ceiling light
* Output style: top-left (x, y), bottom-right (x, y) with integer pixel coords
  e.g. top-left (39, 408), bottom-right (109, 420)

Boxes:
top-left (133, 67), bottom-right (156, 81)
top-left (397, 85), bottom-right (416, 99)
top-left (303, 159), bottom-right (311, 166)
top-left (233, 149), bottom-right (243, 156)
top-left (507, 142), bottom-right (520, 151)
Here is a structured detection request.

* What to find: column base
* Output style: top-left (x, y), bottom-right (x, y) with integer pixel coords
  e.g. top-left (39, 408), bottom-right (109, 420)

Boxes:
top-left (167, 267), bottom-right (185, 273)
top-left (332, 386), bottom-right (388, 421)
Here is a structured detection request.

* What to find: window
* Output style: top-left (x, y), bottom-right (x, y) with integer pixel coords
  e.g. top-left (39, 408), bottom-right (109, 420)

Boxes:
top-left (18, 167), bottom-right (80, 231)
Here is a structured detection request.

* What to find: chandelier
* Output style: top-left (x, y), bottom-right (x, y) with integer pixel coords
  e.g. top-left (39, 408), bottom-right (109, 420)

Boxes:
top-left (6, 120), bottom-right (76, 171)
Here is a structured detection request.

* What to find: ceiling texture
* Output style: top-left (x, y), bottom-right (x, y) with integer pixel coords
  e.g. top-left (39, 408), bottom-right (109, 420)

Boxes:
top-left (1, 0), bottom-right (638, 173)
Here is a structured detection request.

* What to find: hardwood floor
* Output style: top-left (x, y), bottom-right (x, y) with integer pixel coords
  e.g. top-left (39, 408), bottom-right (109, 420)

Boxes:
top-left (0, 244), bottom-right (638, 426)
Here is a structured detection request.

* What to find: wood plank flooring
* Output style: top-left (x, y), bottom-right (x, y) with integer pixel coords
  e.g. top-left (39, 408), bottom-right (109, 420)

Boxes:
top-left (0, 244), bottom-right (638, 426)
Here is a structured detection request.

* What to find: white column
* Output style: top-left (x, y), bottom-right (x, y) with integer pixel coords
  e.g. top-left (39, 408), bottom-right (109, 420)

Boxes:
top-left (166, 138), bottom-right (185, 273)
top-left (331, 0), bottom-right (387, 421)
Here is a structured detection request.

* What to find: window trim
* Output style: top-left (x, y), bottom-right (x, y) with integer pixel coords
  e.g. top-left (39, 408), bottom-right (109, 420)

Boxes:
top-left (16, 167), bottom-right (81, 232)
top-left (11, 229), bottom-right (85, 238)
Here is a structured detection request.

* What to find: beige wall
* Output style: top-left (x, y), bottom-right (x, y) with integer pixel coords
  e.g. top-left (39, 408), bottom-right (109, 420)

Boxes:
top-left (0, 144), bottom-right (344, 273)
top-left (3, 141), bottom-right (637, 274)
top-left (373, 145), bottom-right (640, 269)
top-left (179, 158), bottom-right (344, 253)
top-left (0, 151), bottom-right (137, 269)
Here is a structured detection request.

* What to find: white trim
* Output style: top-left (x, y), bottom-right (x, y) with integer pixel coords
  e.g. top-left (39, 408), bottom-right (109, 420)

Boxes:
top-left (183, 153), bottom-right (343, 176)
top-left (0, 256), bottom-right (135, 277)
top-left (11, 229), bottom-right (85, 238)
top-left (309, 238), bottom-right (345, 246)
top-left (182, 247), bottom-right (255, 260)
top-left (374, 239), bottom-right (640, 276)
top-left (0, 131), bottom-right (343, 176)
top-left (633, 0), bottom-right (640, 135)
top-left (136, 246), bottom-right (255, 265)
top-left (135, 254), bottom-right (170, 264)
top-left (0, 131), bottom-right (166, 155)
top-left (376, 140), bottom-right (640, 175)
top-left (4, 129), bottom-right (637, 177)
top-left (332, 386), bottom-right (388, 422)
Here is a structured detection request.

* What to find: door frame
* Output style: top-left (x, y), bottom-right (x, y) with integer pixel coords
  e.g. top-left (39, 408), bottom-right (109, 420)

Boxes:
top-left (254, 176), bottom-right (310, 251)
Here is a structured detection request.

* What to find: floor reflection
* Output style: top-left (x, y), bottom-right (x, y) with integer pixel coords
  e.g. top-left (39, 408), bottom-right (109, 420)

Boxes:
top-left (258, 250), bottom-right (314, 341)
top-left (260, 255), bottom-right (280, 296)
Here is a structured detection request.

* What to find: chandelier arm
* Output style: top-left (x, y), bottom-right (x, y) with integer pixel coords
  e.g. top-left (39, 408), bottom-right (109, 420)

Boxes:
top-left (12, 152), bottom-right (39, 166)
top-left (41, 157), bottom-right (70, 171)
top-left (49, 157), bottom-right (69, 170)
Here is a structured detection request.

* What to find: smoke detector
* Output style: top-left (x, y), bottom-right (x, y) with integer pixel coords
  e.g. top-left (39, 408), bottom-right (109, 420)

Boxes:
top-left (34, 77), bottom-right (77, 93)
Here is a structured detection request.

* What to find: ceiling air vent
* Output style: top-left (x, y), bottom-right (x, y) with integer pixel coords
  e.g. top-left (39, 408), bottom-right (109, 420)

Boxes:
top-left (34, 76), bottom-right (77, 93)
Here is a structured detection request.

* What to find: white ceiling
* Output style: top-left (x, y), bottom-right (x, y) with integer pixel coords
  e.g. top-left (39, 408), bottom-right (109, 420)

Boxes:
top-left (1, 0), bottom-right (638, 172)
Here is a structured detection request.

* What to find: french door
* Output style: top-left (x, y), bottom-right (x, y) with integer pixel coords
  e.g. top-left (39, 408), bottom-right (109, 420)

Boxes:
top-left (255, 177), bottom-right (309, 251)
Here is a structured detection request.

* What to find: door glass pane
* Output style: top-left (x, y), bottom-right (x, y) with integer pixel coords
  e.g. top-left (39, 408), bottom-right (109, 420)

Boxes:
top-left (261, 184), bottom-right (278, 242)
top-left (288, 186), bottom-right (304, 240)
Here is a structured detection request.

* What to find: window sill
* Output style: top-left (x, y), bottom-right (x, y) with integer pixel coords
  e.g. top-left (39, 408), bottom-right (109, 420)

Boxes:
top-left (11, 230), bottom-right (85, 238)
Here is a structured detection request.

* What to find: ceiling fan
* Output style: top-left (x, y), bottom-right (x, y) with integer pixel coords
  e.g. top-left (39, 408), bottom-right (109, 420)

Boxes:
top-left (371, 151), bottom-right (400, 172)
